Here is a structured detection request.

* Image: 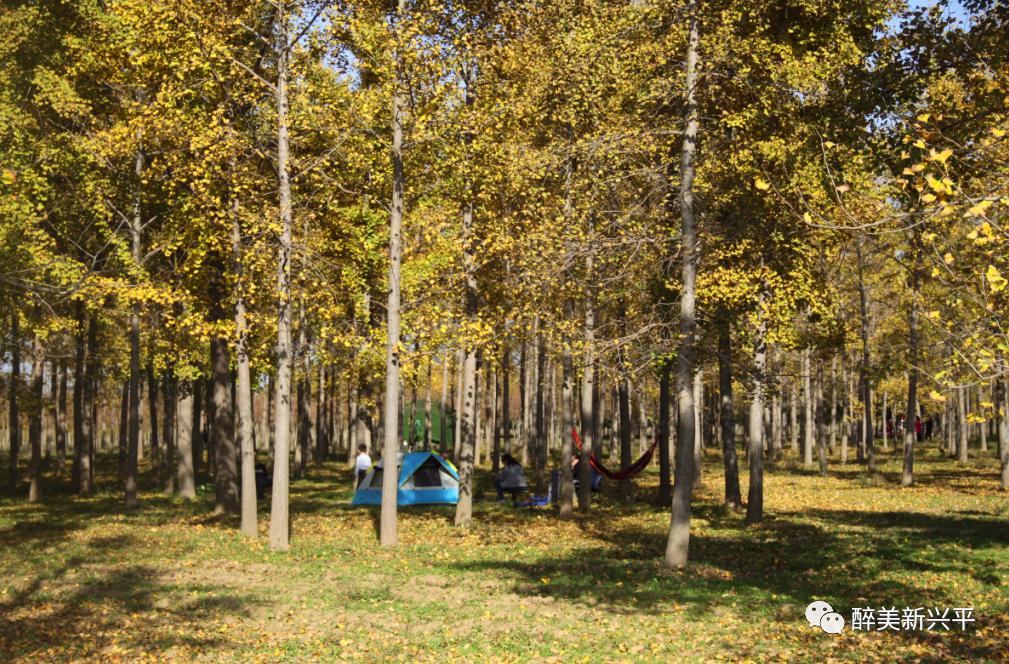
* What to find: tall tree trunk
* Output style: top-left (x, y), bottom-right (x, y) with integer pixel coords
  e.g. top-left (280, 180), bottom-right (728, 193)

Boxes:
top-left (829, 358), bottom-right (837, 455)
top-left (559, 301), bottom-right (575, 519)
top-left (665, 0), bottom-right (699, 568)
top-left (958, 386), bottom-right (968, 463)
top-left (424, 360), bottom-right (433, 452)
top-left (998, 376), bottom-right (1008, 489)
top-left (692, 370), bottom-right (703, 489)
top-left (9, 311), bottom-right (20, 491)
top-left (520, 343), bottom-right (530, 467)
top-left (163, 372), bottom-right (176, 494)
top-left (316, 365), bottom-right (326, 465)
top-left (381, 0), bottom-right (408, 543)
top-left (882, 391), bottom-right (888, 451)
top-left (125, 137), bottom-right (144, 509)
top-left (28, 330), bottom-right (44, 502)
top-left (803, 349), bottom-right (813, 468)
top-left (234, 192), bottom-right (256, 533)
top-left (535, 329), bottom-right (547, 495)
top-left (491, 365), bottom-right (501, 471)
top-left (856, 242), bottom-right (874, 471)
top-left (841, 362), bottom-right (850, 464)
top-left (454, 351), bottom-right (464, 464)
top-left (618, 346), bottom-right (633, 500)
top-left (440, 358), bottom-right (449, 456)
top-left (211, 329), bottom-right (238, 514)
top-left (269, 0), bottom-right (295, 550)
top-left (980, 384), bottom-right (988, 452)
top-left (72, 304), bottom-right (83, 490)
top-left (658, 361), bottom-right (671, 506)
top-left (192, 375), bottom-right (203, 478)
top-left (718, 322), bottom-right (742, 509)
top-left (57, 360), bottom-right (68, 477)
top-left (117, 378), bottom-right (127, 479)
top-left (746, 288), bottom-right (768, 525)
top-left (501, 347), bottom-right (510, 458)
top-left (789, 376), bottom-right (798, 454)
top-left (266, 376), bottom-right (275, 473)
top-left (902, 246), bottom-right (921, 485)
top-left (817, 362), bottom-right (827, 476)
top-left (177, 377), bottom-right (196, 499)
top-left (148, 368), bottom-right (161, 489)
top-left (80, 315), bottom-right (98, 497)
top-left (580, 322), bottom-right (595, 511)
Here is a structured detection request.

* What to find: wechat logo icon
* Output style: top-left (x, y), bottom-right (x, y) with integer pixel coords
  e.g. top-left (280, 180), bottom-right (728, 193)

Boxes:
top-left (806, 600), bottom-right (845, 634)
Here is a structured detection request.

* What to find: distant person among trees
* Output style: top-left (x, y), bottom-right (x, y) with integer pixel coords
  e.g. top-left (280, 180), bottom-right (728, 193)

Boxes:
top-left (355, 444), bottom-right (372, 488)
top-left (494, 454), bottom-right (528, 505)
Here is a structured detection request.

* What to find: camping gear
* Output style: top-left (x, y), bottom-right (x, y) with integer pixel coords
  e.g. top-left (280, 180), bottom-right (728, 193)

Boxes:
top-left (572, 428), bottom-right (660, 481)
top-left (351, 452), bottom-right (460, 506)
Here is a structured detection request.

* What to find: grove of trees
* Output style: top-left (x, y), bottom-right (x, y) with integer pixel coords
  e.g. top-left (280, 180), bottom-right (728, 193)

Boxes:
top-left (1, 0), bottom-right (1007, 567)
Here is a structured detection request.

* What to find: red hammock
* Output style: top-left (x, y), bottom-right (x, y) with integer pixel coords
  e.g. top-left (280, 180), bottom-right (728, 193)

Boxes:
top-left (572, 428), bottom-right (660, 481)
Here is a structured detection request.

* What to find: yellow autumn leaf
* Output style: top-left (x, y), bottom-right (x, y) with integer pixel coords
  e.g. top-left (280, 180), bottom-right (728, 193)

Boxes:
top-left (929, 391), bottom-right (947, 402)
top-left (921, 193), bottom-right (936, 203)
top-left (754, 177), bottom-right (770, 191)
top-left (944, 253), bottom-right (954, 265)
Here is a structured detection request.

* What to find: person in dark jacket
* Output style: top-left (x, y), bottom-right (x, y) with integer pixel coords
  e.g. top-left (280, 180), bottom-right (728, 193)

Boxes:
top-left (494, 454), bottom-right (528, 504)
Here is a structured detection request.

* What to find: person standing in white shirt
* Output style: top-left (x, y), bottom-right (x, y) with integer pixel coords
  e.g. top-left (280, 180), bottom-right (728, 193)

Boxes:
top-left (355, 444), bottom-right (372, 487)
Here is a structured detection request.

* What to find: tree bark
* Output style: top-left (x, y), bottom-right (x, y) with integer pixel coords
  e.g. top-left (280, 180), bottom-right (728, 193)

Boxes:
top-left (78, 315), bottom-right (97, 497)
top-left (147, 368), bottom-right (160, 492)
top-left (440, 358), bottom-right (449, 456)
top-left (830, 358), bottom-right (837, 455)
top-left (658, 361), bottom-right (671, 506)
top-left (817, 361), bottom-right (827, 476)
top-left (163, 372), bottom-right (176, 494)
top-left (789, 376), bottom-right (798, 454)
top-left (958, 385), bottom-right (968, 463)
top-left (718, 322), bottom-right (742, 509)
top-left (665, 0), bottom-right (699, 568)
top-left (692, 370), bottom-right (703, 488)
top-left (28, 330), bottom-right (44, 502)
top-left (211, 335), bottom-right (238, 514)
top-left (559, 301), bottom-right (575, 519)
top-left (177, 377), bottom-right (196, 498)
top-left (8, 313), bottom-right (20, 490)
top-left (124, 136), bottom-right (144, 509)
top-left (57, 360), bottom-right (68, 477)
top-left (803, 349), bottom-right (813, 468)
top-left (269, 0), bottom-right (294, 550)
top-left (856, 242), bottom-right (874, 471)
top-left (746, 288), bottom-right (768, 525)
top-left (234, 191), bottom-right (256, 533)
top-left (535, 329), bottom-right (547, 495)
top-left (902, 246), bottom-right (921, 485)
top-left (619, 369), bottom-right (632, 499)
top-left (501, 347), bottom-right (510, 458)
top-left (454, 351), bottom-right (464, 464)
top-left (998, 376), bottom-right (1008, 489)
top-left (425, 359), bottom-right (433, 452)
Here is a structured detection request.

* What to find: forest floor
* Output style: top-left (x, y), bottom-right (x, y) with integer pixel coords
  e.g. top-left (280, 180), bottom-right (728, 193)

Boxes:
top-left (1, 441), bottom-right (1008, 664)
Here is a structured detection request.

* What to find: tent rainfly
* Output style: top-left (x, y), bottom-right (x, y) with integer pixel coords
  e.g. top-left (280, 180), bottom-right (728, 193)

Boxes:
top-left (351, 452), bottom-right (460, 506)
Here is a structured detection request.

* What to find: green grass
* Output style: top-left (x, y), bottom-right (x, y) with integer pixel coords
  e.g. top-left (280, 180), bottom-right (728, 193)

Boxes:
top-left (0, 440), bottom-right (1007, 663)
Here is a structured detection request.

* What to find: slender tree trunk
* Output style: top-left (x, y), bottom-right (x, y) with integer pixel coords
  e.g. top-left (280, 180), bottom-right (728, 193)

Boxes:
top-left (841, 362), bottom-right (850, 464)
top-left (28, 331), bottom-right (44, 502)
top-left (192, 376), bottom-right (203, 479)
top-left (665, 0), bottom-right (700, 568)
top-left (125, 137), bottom-right (144, 508)
top-left (440, 359), bottom-right (449, 456)
top-left (882, 391), bottom-right (888, 451)
top-left (10, 313), bottom-right (20, 489)
top-left (692, 370), bottom-right (703, 488)
top-left (491, 365), bottom-right (500, 472)
top-left (269, 1), bottom-right (295, 550)
top-left (559, 302), bottom-right (575, 519)
top-left (803, 349), bottom-right (813, 468)
top-left (817, 362), bottom-right (828, 476)
top-left (856, 242), bottom-right (874, 471)
top-left (57, 360), bottom-right (68, 477)
top-left (116, 378), bottom-right (127, 479)
top-left (902, 249), bottom-right (921, 485)
top-left (163, 373), bottom-right (176, 494)
top-left (149, 368), bottom-right (161, 489)
top-left (998, 376), bottom-right (1008, 489)
top-left (380, 0), bottom-right (409, 543)
top-left (718, 322), bottom-right (742, 509)
top-left (424, 360), bottom-right (433, 452)
top-left (177, 377), bottom-right (196, 498)
top-left (79, 315), bottom-right (98, 497)
top-left (830, 358), bottom-right (837, 455)
top-left (746, 288), bottom-right (768, 525)
top-left (958, 386), bottom-right (968, 463)
top-left (980, 384), bottom-right (988, 452)
top-left (266, 376), bottom-right (275, 473)
top-left (520, 344), bottom-right (530, 467)
top-left (535, 331), bottom-right (547, 495)
top-left (658, 361), bottom-right (671, 505)
top-left (316, 365), bottom-right (326, 465)
top-left (618, 372), bottom-right (632, 499)
top-left (578, 319), bottom-right (594, 506)
top-left (454, 351), bottom-right (464, 464)
top-left (72, 305), bottom-right (83, 489)
top-left (501, 347), bottom-right (510, 458)
top-left (789, 376), bottom-right (798, 454)
top-left (211, 335), bottom-right (238, 514)
top-left (232, 192), bottom-right (254, 528)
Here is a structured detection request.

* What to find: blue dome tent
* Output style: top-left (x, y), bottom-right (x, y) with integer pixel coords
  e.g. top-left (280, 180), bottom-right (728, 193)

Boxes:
top-left (351, 452), bottom-right (460, 506)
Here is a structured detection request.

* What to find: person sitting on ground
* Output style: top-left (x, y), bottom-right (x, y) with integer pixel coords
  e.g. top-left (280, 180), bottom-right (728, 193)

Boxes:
top-left (494, 454), bottom-right (528, 505)
top-left (355, 444), bottom-right (372, 488)
top-left (254, 458), bottom-right (273, 500)
top-left (572, 455), bottom-right (603, 493)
